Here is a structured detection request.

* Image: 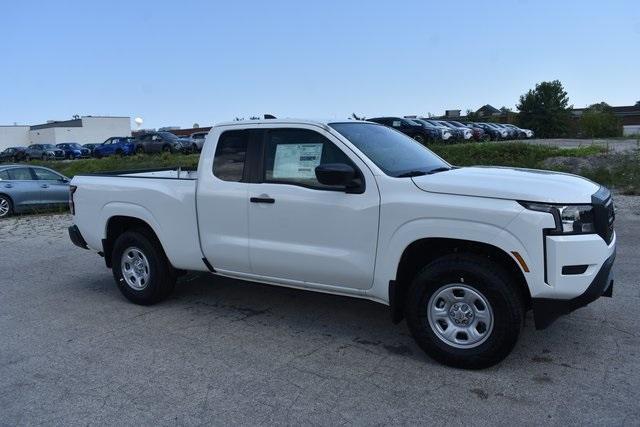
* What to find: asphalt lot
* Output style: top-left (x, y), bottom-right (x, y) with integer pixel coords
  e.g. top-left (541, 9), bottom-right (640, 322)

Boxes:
top-left (1, 198), bottom-right (639, 425)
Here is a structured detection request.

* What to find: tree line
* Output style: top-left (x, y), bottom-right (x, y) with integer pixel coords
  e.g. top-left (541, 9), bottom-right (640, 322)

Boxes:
top-left (469, 80), bottom-right (630, 138)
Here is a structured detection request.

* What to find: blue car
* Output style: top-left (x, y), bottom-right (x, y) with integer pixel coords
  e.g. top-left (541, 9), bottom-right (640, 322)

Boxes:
top-left (0, 164), bottom-right (69, 218)
top-left (93, 137), bottom-right (136, 158)
top-left (56, 143), bottom-right (91, 159)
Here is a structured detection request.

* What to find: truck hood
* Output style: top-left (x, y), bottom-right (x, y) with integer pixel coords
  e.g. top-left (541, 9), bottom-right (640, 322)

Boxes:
top-left (411, 166), bottom-right (600, 204)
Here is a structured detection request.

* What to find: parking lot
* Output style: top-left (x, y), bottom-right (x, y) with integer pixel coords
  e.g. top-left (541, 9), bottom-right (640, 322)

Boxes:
top-left (1, 197), bottom-right (639, 425)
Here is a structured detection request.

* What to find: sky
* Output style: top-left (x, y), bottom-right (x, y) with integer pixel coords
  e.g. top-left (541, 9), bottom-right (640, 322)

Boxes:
top-left (1, 0), bottom-right (639, 129)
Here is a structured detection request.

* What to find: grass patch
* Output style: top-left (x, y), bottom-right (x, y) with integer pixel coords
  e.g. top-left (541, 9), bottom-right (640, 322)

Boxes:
top-left (429, 142), bottom-right (606, 169)
top-left (30, 152), bottom-right (200, 177)
top-left (578, 154), bottom-right (640, 195)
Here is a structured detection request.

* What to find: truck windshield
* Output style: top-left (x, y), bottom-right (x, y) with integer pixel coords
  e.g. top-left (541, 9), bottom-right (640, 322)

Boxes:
top-left (329, 122), bottom-right (450, 177)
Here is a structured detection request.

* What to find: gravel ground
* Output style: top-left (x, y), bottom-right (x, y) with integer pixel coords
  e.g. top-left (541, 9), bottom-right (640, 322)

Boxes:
top-left (1, 198), bottom-right (639, 425)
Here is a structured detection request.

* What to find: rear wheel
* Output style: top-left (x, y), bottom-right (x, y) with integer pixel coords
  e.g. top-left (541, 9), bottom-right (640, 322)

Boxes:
top-left (0, 195), bottom-right (13, 218)
top-left (135, 146), bottom-right (145, 155)
top-left (405, 253), bottom-right (524, 369)
top-left (162, 145), bottom-right (172, 153)
top-left (111, 230), bottom-right (176, 305)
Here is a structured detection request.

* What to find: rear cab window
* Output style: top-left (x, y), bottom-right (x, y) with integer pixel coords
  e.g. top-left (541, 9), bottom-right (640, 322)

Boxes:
top-left (212, 130), bottom-right (248, 182)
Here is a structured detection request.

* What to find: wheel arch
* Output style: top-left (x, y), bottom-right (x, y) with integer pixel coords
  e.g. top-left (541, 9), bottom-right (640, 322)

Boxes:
top-left (390, 237), bottom-right (531, 323)
top-left (103, 215), bottom-right (167, 269)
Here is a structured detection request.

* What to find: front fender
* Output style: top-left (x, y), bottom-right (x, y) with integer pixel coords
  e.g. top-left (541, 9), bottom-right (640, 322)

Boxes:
top-left (368, 218), bottom-right (535, 304)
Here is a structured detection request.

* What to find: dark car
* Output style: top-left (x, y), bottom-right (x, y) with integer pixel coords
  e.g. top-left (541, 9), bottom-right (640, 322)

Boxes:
top-left (0, 164), bottom-right (70, 218)
top-left (471, 123), bottom-right (506, 140)
top-left (56, 143), bottom-right (91, 159)
top-left (0, 147), bottom-right (27, 163)
top-left (132, 132), bottom-right (191, 154)
top-left (408, 118), bottom-right (453, 142)
top-left (93, 137), bottom-right (136, 158)
top-left (367, 117), bottom-right (433, 144)
top-left (25, 144), bottom-right (65, 161)
top-left (454, 122), bottom-right (489, 141)
top-left (82, 143), bottom-right (100, 155)
top-left (494, 123), bottom-right (521, 139)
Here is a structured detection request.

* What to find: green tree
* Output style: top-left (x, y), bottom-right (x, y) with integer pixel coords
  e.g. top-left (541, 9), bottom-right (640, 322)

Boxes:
top-left (579, 102), bottom-right (621, 138)
top-left (516, 80), bottom-right (572, 138)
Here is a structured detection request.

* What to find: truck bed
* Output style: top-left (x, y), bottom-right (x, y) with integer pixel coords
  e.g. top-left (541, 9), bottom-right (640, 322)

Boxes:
top-left (71, 167), bottom-right (205, 271)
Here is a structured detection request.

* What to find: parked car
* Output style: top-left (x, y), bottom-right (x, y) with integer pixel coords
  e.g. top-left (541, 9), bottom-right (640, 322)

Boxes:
top-left (56, 143), bottom-right (91, 159)
top-left (443, 121), bottom-right (475, 141)
top-left (0, 164), bottom-right (69, 218)
top-left (185, 131), bottom-right (209, 152)
top-left (472, 123), bottom-right (508, 140)
top-left (462, 123), bottom-right (489, 141)
top-left (25, 144), bottom-right (65, 161)
top-left (466, 123), bottom-right (495, 141)
top-left (504, 123), bottom-right (534, 138)
top-left (407, 118), bottom-right (453, 142)
top-left (93, 137), bottom-right (136, 158)
top-left (69, 118), bottom-right (616, 369)
top-left (367, 117), bottom-right (433, 144)
top-left (420, 120), bottom-right (465, 141)
top-left (82, 143), bottom-right (100, 155)
top-left (493, 123), bottom-right (519, 140)
top-left (132, 132), bottom-right (191, 154)
top-left (0, 147), bottom-right (27, 163)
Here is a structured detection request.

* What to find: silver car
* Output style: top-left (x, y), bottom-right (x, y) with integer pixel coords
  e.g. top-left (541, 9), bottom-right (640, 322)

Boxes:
top-left (0, 165), bottom-right (69, 218)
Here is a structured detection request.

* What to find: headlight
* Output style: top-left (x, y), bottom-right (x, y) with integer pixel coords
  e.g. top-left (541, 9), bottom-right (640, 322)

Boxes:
top-left (520, 202), bottom-right (595, 234)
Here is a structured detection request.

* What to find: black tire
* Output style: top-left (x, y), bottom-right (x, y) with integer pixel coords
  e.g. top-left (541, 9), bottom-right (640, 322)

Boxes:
top-left (41, 154), bottom-right (47, 161)
top-left (136, 146), bottom-right (145, 155)
top-left (25, 155), bottom-right (31, 162)
top-left (162, 145), bottom-right (172, 153)
top-left (405, 253), bottom-right (524, 369)
top-left (111, 230), bottom-right (176, 305)
top-left (0, 194), bottom-right (13, 218)
top-left (115, 149), bottom-right (123, 157)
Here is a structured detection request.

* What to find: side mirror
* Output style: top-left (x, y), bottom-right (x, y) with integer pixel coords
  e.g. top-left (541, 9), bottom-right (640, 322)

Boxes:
top-left (315, 163), bottom-right (362, 192)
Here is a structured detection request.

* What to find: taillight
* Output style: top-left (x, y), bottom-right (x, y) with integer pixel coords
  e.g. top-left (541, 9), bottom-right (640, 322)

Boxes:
top-left (69, 185), bottom-right (77, 215)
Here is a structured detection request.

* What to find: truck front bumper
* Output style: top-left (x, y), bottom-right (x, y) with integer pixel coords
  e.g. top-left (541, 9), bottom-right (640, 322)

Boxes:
top-left (532, 250), bottom-right (615, 329)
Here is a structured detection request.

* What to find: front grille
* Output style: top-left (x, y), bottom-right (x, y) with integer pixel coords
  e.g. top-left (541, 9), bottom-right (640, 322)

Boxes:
top-left (591, 187), bottom-right (614, 244)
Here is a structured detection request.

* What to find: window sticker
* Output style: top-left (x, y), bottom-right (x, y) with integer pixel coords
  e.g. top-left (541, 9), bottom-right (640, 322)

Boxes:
top-left (273, 143), bottom-right (323, 179)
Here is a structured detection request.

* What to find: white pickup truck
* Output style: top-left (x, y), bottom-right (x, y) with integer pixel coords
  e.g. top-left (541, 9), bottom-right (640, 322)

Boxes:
top-left (69, 119), bottom-right (616, 369)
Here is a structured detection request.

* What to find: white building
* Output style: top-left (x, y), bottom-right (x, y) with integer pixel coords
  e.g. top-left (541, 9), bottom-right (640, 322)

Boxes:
top-left (0, 126), bottom-right (30, 150)
top-left (0, 116), bottom-right (131, 150)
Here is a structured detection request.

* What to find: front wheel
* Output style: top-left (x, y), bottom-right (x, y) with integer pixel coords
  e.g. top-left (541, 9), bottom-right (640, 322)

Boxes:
top-left (405, 254), bottom-right (524, 369)
top-left (111, 230), bottom-right (176, 305)
top-left (413, 134), bottom-right (426, 145)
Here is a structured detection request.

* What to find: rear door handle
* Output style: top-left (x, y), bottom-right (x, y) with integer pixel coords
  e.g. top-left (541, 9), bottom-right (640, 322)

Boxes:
top-left (250, 197), bottom-right (275, 204)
